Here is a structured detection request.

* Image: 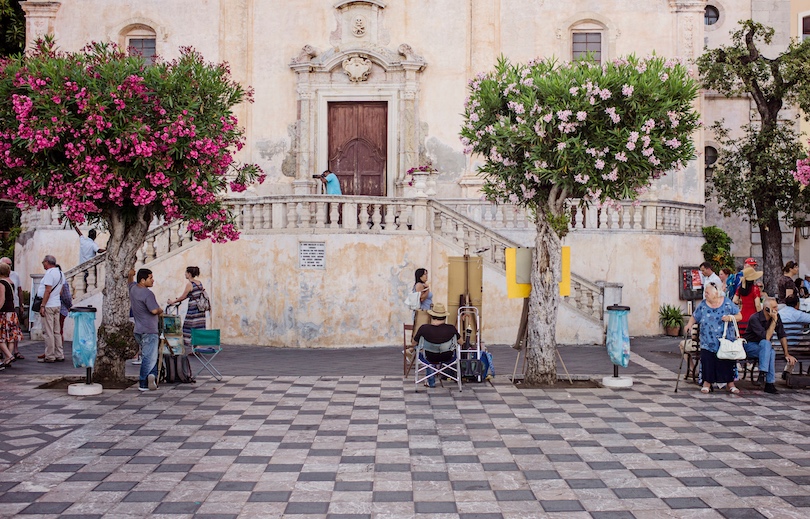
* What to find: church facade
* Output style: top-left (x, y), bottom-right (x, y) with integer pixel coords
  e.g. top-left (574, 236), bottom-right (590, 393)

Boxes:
top-left (14, 1), bottom-right (810, 346)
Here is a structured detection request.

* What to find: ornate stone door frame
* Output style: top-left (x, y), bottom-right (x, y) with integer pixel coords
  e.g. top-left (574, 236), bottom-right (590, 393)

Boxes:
top-left (317, 88), bottom-right (397, 196)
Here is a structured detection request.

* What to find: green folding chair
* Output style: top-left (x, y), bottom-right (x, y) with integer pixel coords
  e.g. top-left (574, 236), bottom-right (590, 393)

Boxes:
top-left (190, 329), bottom-right (222, 381)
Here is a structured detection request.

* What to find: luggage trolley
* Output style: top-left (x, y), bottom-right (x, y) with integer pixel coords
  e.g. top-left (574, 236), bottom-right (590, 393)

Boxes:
top-left (457, 305), bottom-right (482, 382)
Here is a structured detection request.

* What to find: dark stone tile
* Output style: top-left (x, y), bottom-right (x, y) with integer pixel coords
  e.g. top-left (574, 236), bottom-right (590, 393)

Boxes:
top-left (482, 463), bottom-right (519, 471)
top-left (494, 490), bottom-right (536, 501)
top-left (445, 455), bottom-right (480, 463)
top-left (631, 469), bottom-right (670, 478)
top-left (412, 472), bottom-right (449, 481)
top-left (691, 460), bottom-right (729, 469)
top-left (179, 442), bottom-right (216, 449)
top-left (373, 491), bottom-right (413, 502)
top-left (297, 472), bottom-right (336, 482)
top-left (0, 482), bottom-right (16, 492)
top-left (42, 463), bottom-right (85, 472)
top-left (678, 477), bottom-right (720, 487)
top-left (128, 456), bottom-right (166, 464)
top-left (66, 472), bottom-right (109, 482)
top-left (524, 470), bottom-right (561, 480)
top-left (340, 456), bottom-right (375, 463)
top-left (94, 481), bottom-right (138, 492)
top-left (414, 502), bottom-right (457, 513)
top-left (265, 464), bottom-right (304, 472)
top-left (309, 449), bottom-right (342, 457)
top-left (153, 502), bottom-right (201, 514)
top-left (613, 487), bottom-right (656, 499)
top-left (781, 495), bottom-right (810, 507)
top-left (647, 453), bottom-right (682, 461)
top-left (458, 513), bottom-right (504, 519)
top-left (716, 509), bottom-right (768, 519)
top-left (747, 452), bottom-right (782, 460)
top-left (451, 480), bottom-right (491, 491)
top-left (589, 511), bottom-right (636, 519)
top-left (122, 490), bottom-right (168, 502)
top-left (213, 481), bottom-right (256, 492)
top-left (154, 464), bottom-right (194, 472)
top-left (663, 497), bottom-right (709, 509)
top-left (567, 479), bottom-right (606, 489)
top-left (248, 491), bottom-right (292, 502)
top-left (284, 502), bottom-right (330, 514)
top-left (728, 486), bottom-right (773, 497)
top-left (183, 472), bottom-right (225, 482)
top-left (18, 502), bottom-right (72, 514)
top-left (235, 456), bottom-right (271, 464)
top-left (539, 500), bottom-right (585, 512)
top-left (334, 481), bottom-right (373, 491)
top-left (207, 449), bottom-right (242, 456)
top-left (375, 463), bottom-right (410, 472)
top-left (737, 468), bottom-right (778, 477)
top-left (0, 492), bottom-right (45, 503)
top-left (102, 448), bottom-right (140, 456)
top-left (588, 462), bottom-right (625, 470)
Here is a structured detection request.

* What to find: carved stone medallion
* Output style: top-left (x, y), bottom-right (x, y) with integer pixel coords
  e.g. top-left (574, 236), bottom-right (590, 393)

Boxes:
top-left (352, 15), bottom-right (366, 37)
top-left (342, 56), bottom-right (372, 82)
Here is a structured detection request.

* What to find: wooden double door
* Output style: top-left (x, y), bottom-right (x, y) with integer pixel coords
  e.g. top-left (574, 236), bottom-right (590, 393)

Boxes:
top-left (328, 102), bottom-right (387, 196)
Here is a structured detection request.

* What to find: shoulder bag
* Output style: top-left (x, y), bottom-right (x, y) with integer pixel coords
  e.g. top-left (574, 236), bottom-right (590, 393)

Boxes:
top-left (193, 283), bottom-right (211, 312)
top-left (717, 319), bottom-right (747, 360)
top-left (404, 290), bottom-right (421, 311)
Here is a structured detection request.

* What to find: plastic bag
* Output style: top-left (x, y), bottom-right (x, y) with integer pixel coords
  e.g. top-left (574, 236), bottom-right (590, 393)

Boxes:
top-left (606, 308), bottom-right (631, 368)
top-left (70, 310), bottom-right (97, 368)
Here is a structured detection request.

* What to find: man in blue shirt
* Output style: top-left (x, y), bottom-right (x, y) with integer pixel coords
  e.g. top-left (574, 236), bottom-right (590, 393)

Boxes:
top-left (319, 169), bottom-right (342, 195)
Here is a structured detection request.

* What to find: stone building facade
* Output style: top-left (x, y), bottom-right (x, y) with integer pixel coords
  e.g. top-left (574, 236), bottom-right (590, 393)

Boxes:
top-left (13, 0), bottom-right (806, 346)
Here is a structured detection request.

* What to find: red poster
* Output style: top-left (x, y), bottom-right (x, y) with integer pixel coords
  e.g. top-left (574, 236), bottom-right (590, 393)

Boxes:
top-left (691, 269), bottom-right (702, 291)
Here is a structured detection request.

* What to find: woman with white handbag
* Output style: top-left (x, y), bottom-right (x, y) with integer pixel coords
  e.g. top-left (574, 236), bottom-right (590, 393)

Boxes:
top-left (684, 282), bottom-right (743, 394)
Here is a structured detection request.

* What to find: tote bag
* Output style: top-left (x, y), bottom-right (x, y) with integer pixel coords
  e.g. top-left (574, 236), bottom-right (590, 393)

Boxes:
top-left (717, 319), bottom-right (747, 360)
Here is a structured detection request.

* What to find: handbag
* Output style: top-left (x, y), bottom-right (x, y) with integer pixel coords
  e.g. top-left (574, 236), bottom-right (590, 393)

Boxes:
top-left (717, 319), bottom-right (747, 360)
top-left (404, 290), bottom-right (421, 311)
top-left (31, 295), bottom-right (43, 312)
top-left (195, 288), bottom-right (211, 312)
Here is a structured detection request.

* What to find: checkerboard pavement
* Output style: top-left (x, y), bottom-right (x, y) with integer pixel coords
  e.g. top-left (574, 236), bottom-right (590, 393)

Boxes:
top-left (0, 337), bottom-right (809, 518)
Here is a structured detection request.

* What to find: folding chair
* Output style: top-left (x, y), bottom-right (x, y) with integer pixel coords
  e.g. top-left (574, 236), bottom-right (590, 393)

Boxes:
top-left (403, 323), bottom-right (416, 376)
top-left (415, 337), bottom-right (462, 392)
top-left (191, 329), bottom-right (222, 381)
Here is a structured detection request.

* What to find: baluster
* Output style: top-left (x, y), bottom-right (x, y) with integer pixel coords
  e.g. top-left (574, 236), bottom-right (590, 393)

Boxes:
top-left (329, 202), bottom-right (340, 229)
top-left (383, 203), bottom-right (395, 230)
top-left (71, 275), bottom-right (84, 299)
top-left (494, 205), bottom-right (505, 228)
top-left (86, 266), bottom-right (97, 293)
top-left (251, 203), bottom-right (262, 230)
top-left (610, 206), bottom-right (620, 229)
top-left (145, 235), bottom-right (157, 262)
top-left (286, 202), bottom-right (298, 229)
top-left (656, 207), bottom-right (664, 230)
top-left (299, 202), bottom-right (312, 229)
top-left (314, 202), bottom-right (326, 228)
top-left (371, 204), bottom-right (382, 230)
top-left (572, 204), bottom-right (583, 230)
top-left (597, 207), bottom-right (607, 229)
top-left (632, 204), bottom-right (642, 229)
top-left (263, 203), bottom-right (272, 229)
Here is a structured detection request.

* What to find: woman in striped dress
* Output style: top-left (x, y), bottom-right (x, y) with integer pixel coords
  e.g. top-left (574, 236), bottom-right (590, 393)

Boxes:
top-left (168, 266), bottom-right (207, 349)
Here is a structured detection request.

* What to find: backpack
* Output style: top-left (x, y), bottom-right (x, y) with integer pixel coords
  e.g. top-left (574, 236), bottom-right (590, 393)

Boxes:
top-left (159, 353), bottom-right (196, 384)
top-left (194, 284), bottom-right (211, 312)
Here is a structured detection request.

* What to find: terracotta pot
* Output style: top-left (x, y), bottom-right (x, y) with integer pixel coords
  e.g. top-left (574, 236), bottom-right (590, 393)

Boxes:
top-left (665, 326), bottom-right (681, 337)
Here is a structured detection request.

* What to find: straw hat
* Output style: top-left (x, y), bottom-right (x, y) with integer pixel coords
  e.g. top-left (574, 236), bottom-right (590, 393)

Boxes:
top-left (742, 266), bottom-right (763, 282)
top-left (427, 303), bottom-right (450, 318)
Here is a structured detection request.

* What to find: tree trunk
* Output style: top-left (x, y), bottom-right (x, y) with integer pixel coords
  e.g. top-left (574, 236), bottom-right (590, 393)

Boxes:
top-left (93, 208), bottom-right (151, 385)
top-left (757, 211), bottom-right (783, 298)
top-left (525, 218), bottom-right (561, 385)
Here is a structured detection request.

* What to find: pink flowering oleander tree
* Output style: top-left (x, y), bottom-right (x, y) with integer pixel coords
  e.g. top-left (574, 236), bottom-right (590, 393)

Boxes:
top-left (460, 55), bottom-right (700, 384)
top-left (0, 39), bottom-right (264, 384)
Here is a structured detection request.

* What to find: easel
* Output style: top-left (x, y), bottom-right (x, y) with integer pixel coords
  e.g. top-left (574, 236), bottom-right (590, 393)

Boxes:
top-left (511, 298), bottom-right (573, 384)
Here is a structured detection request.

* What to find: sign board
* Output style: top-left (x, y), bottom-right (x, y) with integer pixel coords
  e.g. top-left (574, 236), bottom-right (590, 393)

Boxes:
top-left (299, 242), bottom-right (326, 269)
top-left (679, 266), bottom-right (703, 300)
top-left (505, 247), bottom-right (570, 298)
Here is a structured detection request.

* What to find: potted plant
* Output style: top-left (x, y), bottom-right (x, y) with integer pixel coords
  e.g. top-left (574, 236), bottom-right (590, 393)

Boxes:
top-left (659, 304), bottom-right (685, 336)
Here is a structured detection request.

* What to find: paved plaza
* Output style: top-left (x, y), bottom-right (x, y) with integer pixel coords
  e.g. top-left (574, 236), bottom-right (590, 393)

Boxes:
top-left (0, 337), bottom-right (809, 518)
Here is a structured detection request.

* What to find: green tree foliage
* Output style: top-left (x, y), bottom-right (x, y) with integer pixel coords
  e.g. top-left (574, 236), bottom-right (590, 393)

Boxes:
top-left (701, 226), bottom-right (734, 272)
top-left (0, 0), bottom-right (25, 57)
top-left (697, 21), bottom-right (810, 293)
top-left (460, 55), bottom-right (699, 383)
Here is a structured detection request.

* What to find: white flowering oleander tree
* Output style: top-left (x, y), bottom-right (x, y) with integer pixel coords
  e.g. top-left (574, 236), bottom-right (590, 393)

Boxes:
top-left (460, 56), bottom-right (700, 384)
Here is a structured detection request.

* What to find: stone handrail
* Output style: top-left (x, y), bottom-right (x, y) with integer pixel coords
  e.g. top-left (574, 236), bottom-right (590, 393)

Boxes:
top-left (63, 219), bottom-right (193, 298)
top-left (434, 198), bottom-right (704, 235)
top-left (54, 196), bottom-right (608, 322)
top-left (429, 201), bottom-right (604, 322)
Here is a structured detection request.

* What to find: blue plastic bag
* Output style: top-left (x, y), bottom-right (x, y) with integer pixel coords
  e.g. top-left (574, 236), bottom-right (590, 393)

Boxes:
top-left (69, 309), bottom-right (98, 368)
top-left (606, 307), bottom-right (630, 368)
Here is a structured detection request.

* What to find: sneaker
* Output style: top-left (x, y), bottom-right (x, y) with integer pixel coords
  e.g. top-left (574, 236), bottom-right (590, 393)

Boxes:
top-left (764, 383), bottom-right (779, 394)
top-left (755, 372), bottom-right (765, 386)
top-left (37, 354), bottom-right (45, 359)
top-left (54, 358), bottom-right (65, 362)
top-left (37, 358), bottom-right (54, 363)
top-left (147, 374), bottom-right (157, 390)
top-left (138, 386), bottom-right (149, 392)
top-left (131, 358), bottom-right (142, 365)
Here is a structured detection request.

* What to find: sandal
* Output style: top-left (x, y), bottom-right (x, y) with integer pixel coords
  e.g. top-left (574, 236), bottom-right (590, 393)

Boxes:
top-left (700, 386), bottom-right (710, 394)
top-left (13, 353), bottom-right (23, 360)
top-left (729, 386), bottom-right (740, 394)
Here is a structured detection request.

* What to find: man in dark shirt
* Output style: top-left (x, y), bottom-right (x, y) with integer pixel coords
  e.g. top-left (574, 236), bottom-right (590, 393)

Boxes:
top-left (743, 297), bottom-right (796, 394)
top-left (128, 268), bottom-right (163, 392)
top-left (413, 303), bottom-right (460, 388)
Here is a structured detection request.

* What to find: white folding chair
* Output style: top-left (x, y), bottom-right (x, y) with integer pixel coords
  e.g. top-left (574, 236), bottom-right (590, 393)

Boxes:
top-left (191, 329), bottom-right (222, 381)
top-left (415, 337), bottom-right (462, 392)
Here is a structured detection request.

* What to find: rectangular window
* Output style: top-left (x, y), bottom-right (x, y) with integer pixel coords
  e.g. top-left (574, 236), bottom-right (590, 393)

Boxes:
top-left (572, 32), bottom-right (602, 63)
top-left (804, 16), bottom-right (810, 41)
top-left (128, 38), bottom-right (156, 65)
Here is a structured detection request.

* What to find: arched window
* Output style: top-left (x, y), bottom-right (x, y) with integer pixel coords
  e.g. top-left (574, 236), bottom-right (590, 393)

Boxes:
top-left (705, 146), bottom-right (718, 180)
top-left (705, 6), bottom-right (720, 26)
top-left (571, 21), bottom-right (605, 63)
top-left (123, 25), bottom-right (157, 64)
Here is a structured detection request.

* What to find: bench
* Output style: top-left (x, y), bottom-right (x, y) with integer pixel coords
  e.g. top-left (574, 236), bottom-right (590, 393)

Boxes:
top-left (739, 322), bottom-right (810, 382)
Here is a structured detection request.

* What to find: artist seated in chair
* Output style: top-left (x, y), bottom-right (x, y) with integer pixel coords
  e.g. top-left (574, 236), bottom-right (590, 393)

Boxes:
top-left (414, 303), bottom-right (460, 387)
